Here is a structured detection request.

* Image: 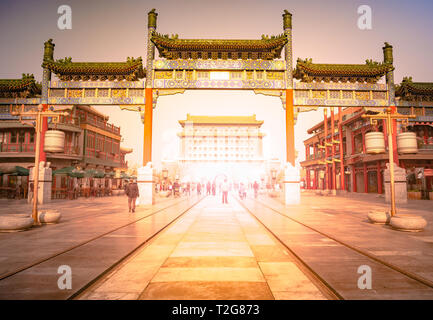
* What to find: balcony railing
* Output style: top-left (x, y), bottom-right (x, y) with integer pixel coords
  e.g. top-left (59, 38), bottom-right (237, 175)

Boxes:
top-left (0, 143), bottom-right (35, 153)
top-left (81, 118), bottom-right (120, 135)
top-left (57, 115), bottom-right (80, 126)
top-left (0, 143), bottom-right (80, 156)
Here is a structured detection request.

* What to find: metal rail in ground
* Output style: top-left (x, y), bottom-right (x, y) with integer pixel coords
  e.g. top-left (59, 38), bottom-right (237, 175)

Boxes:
top-left (0, 196), bottom-right (205, 288)
top-left (238, 196), bottom-right (433, 299)
top-left (235, 197), bottom-right (343, 300)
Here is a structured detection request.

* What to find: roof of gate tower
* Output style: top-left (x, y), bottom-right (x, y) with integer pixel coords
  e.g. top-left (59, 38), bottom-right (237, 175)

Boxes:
top-left (42, 57), bottom-right (146, 81)
top-left (151, 32), bottom-right (289, 60)
top-left (0, 74), bottom-right (41, 98)
top-left (178, 114), bottom-right (264, 126)
top-left (395, 77), bottom-right (433, 100)
top-left (293, 58), bottom-right (393, 83)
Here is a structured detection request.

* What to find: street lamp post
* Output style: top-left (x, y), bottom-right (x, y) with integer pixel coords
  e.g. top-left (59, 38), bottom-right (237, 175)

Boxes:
top-left (10, 104), bottom-right (68, 224)
top-left (362, 107), bottom-right (415, 216)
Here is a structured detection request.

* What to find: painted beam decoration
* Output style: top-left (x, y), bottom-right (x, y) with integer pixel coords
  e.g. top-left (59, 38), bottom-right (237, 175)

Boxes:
top-left (0, 98), bottom-right (41, 105)
top-left (47, 97), bottom-right (145, 105)
top-left (50, 81), bottom-right (145, 89)
top-left (294, 82), bottom-right (387, 91)
top-left (153, 79), bottom-right (284, 90)
top-left (294, 97), bottom-right (388, 107)
top-left (153, 59), bottom-right (286, 71)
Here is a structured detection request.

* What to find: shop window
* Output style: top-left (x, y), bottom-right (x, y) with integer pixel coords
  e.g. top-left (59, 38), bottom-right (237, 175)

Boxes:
top-left (18, 131), bottom-right (25, 143)
top-left (10, 131), bottom-right (17, 143)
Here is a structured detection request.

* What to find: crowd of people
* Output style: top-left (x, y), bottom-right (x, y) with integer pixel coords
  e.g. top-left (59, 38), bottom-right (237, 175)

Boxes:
top-left (153, 179), bottom-right (264, 204)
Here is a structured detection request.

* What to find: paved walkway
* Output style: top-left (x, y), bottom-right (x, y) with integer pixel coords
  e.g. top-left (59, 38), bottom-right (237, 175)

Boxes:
top-left (0, 195), bottom-right (201, 299)
top-left (248, 192), bottom-right (433, 299)
top-left (78, 196), bottom-right (327, 300)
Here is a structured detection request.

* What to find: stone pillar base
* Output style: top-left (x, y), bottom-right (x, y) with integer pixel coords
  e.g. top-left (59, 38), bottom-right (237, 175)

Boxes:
top-left (283, 163), bottom-right (300, 205)
top-left (384, 163), bottom-right (407, 204)
top-left (137, 163), bottom-right (154, 206)
top-left (29, 162), bottom-right (52, 205)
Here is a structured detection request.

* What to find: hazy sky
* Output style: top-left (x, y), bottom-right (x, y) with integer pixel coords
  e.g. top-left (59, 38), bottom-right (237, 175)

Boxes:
top-left (1, 0), bottom-right (432, 169)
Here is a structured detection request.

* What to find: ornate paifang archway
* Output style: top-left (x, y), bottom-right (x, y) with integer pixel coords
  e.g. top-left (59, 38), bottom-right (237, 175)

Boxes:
top-left (0, 8), bottom-right (396, 205)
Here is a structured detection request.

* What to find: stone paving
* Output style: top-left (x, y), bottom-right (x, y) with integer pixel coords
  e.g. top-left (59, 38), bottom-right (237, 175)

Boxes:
top-left (78, 196), bottom-right (327, 300)
top-left (0, 194), bottom-right (200, 299)
top-left (1, 191), bottom-right (432, 300)
top-left (246, 191), bottom-right (433, 299)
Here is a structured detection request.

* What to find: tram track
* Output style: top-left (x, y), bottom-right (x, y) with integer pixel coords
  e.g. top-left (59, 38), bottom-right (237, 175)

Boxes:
top-left (237, 196), bottom-right (433, 299)
top-left (235, 197), bottom-right (343, 300)
top-left (0, 195), bottom-right (205, 299)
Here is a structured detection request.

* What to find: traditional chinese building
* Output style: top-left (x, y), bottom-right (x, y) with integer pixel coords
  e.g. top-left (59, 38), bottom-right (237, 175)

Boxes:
top-left (177, 114), bottom-right (266, 182)
top-left (0, 80), bottom-right (131, 191)
top-left (301, 77), bottom-right (433, 197)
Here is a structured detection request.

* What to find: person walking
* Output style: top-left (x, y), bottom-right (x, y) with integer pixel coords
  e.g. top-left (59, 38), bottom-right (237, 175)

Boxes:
top-left (28, 181), bottom-right (34, 204)
top-left (173, 180), bottom-right (180, 197)
top-left (212, 181), bottom-right (216, 196)
top-left (206, 181), bottom-right (211, 195)
top-left (221, 179), bottom-right (229, 204)
top-left (186, 182), bottom-right (191, 197)
top-left (197, 182), bottom-right (202, 196)
top-left (253, 181), bottom-right (259, 199)
top-left (125, 179), bottom-right (139, 213)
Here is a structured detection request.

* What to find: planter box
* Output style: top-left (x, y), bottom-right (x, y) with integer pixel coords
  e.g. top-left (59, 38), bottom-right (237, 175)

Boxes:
top-left (407, 191), bottom-right (421, 200)
top-left (429, 192), bottom-right (433, 200)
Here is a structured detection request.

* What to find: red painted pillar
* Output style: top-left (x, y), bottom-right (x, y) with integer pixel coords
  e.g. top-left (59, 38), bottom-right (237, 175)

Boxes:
top-left (353, 166), bottom-right (357, 192)
top-left (331, 108), bottom-right (336, 191)
top-left (143, 88), bottom-right (153, 165)
top-left (363, 163), bottom-right (368, 193)
top-left (361, 127), bottom-right (366, 154)
top-left (39, 104), bottom-right (48, 162)
top-left (324, 108), bottom-right (328, 190)
top-left (377, 161), bottom-right (383, 194)
top-left (391, 106), bottom-right (399, 165)
top-left (351, 131), bottom-right (355, 155)
top-left (338, 107), bottom-right (345, 190)
top-left (306, 169), bottom-right (311, 189)
top-left (314, 169), bottom-right (317, 189)
top-left (286, 89), bottom-right (296, 166)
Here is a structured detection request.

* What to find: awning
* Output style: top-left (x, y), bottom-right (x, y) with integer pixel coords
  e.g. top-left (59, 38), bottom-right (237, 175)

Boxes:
top-left (52, 166), bottom-right (85, 178)
top-left (84, 169), bottom-right (106, 178)
top-left (9, 166), bottom-right (29, 176)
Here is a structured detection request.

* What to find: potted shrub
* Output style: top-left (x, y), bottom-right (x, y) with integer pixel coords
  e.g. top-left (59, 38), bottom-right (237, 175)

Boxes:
top-left (407, 188), bottom-right (421, 200)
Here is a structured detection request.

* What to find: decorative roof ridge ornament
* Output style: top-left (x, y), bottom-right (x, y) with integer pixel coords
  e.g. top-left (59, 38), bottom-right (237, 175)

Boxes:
top-left (282, 10), bottom-right (292, 30)
top-left (43, 39), bottom-right (55, 61)
top-left (148, 8), bottom-right (158, 28)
